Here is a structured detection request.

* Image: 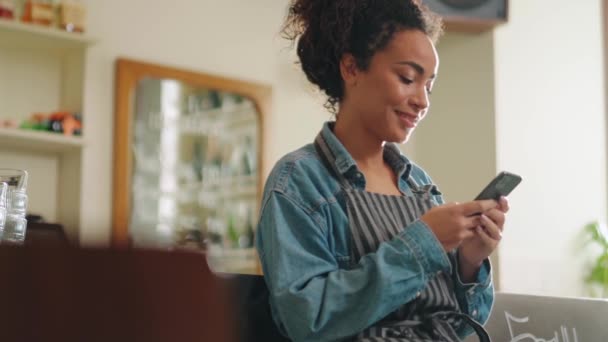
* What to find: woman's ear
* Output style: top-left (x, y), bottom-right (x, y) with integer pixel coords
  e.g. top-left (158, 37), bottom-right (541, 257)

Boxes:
top-left (339, 53), bottom-right (359, 86)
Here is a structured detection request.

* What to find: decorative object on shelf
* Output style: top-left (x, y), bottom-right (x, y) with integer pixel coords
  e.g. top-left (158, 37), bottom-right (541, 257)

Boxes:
top-left (113, 58), bottom-right (270, 275)
top-left (421, 0), bottom-right (508, 33)
top-left (15, 111), bottom-right (82, 136)
top-left (4, 0), bottom-right (87, 33)
top-left (0, 0), bottom-right (14, 19)
top-left (581, 221), bottom-right (608, 298)
top-left (57, 0), bottom-right (86, 33)
top-left (18, 113), bottom-right (46, 130)
top-left (21, 0), bottom-right (54, 26)
top-left (48, 111), bottom-right (82, 135)
top-left (0, 5), bottom-right (93, 246)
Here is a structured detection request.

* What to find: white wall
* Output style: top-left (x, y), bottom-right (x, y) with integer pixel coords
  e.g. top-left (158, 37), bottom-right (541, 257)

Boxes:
top-left (493, 0), bottom-right (606, 296)
top-left (411, 32), bottom-right (497, 203)
top-left (412, 0), bottom-right (607, 297)
top-left (80, 0), bottom-right (326, 244)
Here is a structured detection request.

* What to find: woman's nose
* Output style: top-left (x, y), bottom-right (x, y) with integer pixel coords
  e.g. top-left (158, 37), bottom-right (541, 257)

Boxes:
top-left (410, 87), bottom-right (429, 111)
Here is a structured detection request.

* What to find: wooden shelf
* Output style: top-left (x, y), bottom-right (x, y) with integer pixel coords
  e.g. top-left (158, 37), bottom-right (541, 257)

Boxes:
top-left (0, 128), bottom-right (84, 153)
top-left (0, 18), bottom-right (95, 51)
top-left (0, 15), bottom-right (93, 243)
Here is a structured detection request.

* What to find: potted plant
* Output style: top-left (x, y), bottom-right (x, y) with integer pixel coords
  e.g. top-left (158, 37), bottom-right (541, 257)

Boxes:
top-left (582, 221), bottom-right (608, 298)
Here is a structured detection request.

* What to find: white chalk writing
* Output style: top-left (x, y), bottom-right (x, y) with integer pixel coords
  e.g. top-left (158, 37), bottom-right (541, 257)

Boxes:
top-left (505, 311), bottom-right (578, 342)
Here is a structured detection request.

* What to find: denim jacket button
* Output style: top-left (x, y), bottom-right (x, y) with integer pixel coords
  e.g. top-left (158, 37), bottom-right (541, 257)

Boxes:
top-left (472, 309), bottom-right (478, 317)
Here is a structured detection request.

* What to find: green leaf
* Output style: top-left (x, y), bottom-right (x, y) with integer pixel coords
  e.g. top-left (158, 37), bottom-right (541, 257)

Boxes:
top-left (585, 222), bottom-right (608, 249)
top-left (587, 264), bottom-right (606, 284)
top-left (586, 254), bottom-right (608, 283)
top-left (226, 214), bottom-right (239, 247)
top-left (582, 222), bottom-right (608, 297)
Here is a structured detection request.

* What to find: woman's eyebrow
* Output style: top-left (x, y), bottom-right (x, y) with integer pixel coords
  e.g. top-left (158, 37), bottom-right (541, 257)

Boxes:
top-left (396, 61), bottom-right (436, 80)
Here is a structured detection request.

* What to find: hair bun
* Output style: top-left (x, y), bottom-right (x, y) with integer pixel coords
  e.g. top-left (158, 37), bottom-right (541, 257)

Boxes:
top-left (282, 0), bottom-right (442, 113)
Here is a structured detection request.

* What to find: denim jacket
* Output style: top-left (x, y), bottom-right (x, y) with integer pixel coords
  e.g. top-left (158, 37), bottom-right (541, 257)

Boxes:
top-left (255, 122), bottom-right (493, 341)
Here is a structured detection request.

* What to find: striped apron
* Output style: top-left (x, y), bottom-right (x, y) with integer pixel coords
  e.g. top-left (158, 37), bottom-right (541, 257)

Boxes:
top-left (314, 135), bottom-right (490, 342)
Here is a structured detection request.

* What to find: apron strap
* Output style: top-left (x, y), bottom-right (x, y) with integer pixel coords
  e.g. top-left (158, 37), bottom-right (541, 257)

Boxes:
top-left (430, 311), bottom-right (491, 342)
top-left (378, 311), bottom-right (491, 342)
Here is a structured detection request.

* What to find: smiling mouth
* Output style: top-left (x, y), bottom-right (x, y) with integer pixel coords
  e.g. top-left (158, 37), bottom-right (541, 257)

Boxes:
top-left (395, 110), bottom-right (418, 128)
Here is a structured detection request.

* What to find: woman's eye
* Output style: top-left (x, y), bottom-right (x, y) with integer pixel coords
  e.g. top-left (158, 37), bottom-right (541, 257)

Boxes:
top-left (426, 87), bottom-right (433, 95)
top-left (399, 75), bottom-right (413, 84)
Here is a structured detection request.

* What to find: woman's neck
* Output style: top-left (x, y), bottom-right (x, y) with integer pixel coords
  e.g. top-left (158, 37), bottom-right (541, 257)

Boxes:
top-left (333, 111), bottom-right (385, 171)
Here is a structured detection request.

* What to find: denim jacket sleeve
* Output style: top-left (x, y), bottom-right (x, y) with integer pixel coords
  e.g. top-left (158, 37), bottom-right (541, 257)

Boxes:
top-left (256, 190), bottom-right (454, 342)
top-left (451, 251), bottom-right (494, 338)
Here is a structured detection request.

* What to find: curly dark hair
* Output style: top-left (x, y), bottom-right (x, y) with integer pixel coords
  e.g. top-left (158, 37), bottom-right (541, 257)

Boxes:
top-left (282, 0), bottom-right (443, 113)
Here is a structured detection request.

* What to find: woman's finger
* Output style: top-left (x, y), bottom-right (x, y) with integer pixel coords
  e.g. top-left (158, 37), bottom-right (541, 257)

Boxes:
top-left (462, 215), bottom-right (482, 229)
top-left (484, 208), bottom-right (505, 231)
top-left (475, 225), bottom-right (498, 246)
top-left (498, 196), bottom-right (510, 213)
top-left (461, 200), bottom-right (498, 216)
top-left (461, 228), bottom-right (475, 240)
top-left (480, 214), bottom-right (502, 241)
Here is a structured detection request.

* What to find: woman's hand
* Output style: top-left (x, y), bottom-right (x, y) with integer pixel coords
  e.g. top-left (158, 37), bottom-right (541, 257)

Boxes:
top-left (458, 197), bottom-right (510, 281)
top-left (420, 200), bottom-right (498, 251)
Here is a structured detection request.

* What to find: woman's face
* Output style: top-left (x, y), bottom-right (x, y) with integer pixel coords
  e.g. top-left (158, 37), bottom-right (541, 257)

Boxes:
top-left (343, 29), bottom-right (439, 143)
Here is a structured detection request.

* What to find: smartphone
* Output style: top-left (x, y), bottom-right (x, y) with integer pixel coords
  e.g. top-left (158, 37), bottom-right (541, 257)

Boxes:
top-left (474, 171), bottom-right (522, 201)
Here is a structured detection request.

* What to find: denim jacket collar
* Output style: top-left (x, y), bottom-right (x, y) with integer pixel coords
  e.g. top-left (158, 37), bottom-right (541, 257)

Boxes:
top-left (319, 121), bottom-right (413, 184)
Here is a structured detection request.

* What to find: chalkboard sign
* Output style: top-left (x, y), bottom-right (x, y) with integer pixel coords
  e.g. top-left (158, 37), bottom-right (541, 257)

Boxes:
top-left (465, 292), bottom-right (608, 341)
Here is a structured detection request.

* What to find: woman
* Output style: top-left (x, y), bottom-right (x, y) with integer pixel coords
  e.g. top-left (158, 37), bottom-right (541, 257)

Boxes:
top-left (255, 0), bottom-right (509, 341)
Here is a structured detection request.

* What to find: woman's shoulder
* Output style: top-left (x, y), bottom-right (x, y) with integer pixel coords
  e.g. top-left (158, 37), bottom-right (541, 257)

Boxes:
top-left (275, 144), bottom-right (319, 168)
top-left (262, 143), bottom-right (339, 206)
top-left (264, 144), bottom-right (329, 191)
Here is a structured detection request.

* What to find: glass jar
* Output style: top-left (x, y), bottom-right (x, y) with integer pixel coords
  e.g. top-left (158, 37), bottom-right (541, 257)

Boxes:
top-left (0, 169), bottom-right (28, 244)
top-left (0, 183), bottom-right (8, 235)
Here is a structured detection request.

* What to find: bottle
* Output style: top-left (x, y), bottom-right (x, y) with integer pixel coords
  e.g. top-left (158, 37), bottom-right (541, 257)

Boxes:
top-left (0, 182), bottom-right (8, 240)
top-left (3, 192), bottom-right (27, 244)
top-left (0, 169), bottom-right (28, 244)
